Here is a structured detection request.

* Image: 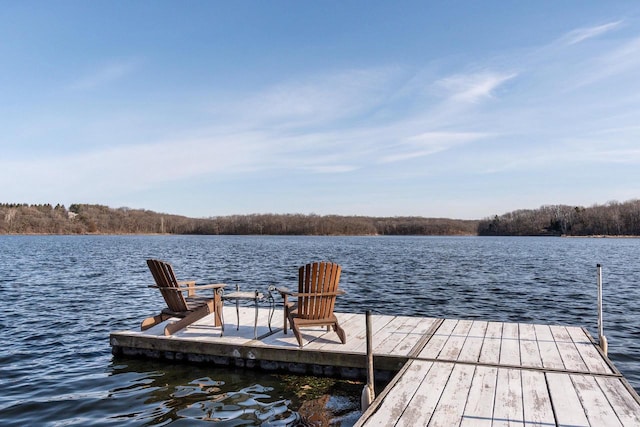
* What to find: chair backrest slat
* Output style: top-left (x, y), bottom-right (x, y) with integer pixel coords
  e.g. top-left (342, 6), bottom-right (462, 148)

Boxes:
top-left (297, 262), bottom-right (341, 320)
top-left (147, 259), bottom-right (188, 312)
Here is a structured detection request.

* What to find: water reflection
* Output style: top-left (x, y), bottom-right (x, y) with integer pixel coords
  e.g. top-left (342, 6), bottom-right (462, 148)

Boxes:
top-left (107, 360), bottom-right (362, 426)
top-left (298, 395), bottom-right (330, 426)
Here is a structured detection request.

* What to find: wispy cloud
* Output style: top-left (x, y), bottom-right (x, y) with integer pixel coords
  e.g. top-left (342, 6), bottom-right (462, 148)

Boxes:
top-left (568, 35), bottom-right (640, 88)
top-left (0, 130), bottom-right (272, 205)
top-left (435, 71), bottom-right (517, 104)
top-left (379, 131), bottom-right (488, 163)
top-left (69, 60), bottom-right (138, 90)
top-left (563, 21), bottom-right (623, 45)
top-left (595, 35), bottom-right (640, 75)
top-left (301, 164), bottom-right (360, 174)
top-left (220, 67), bottom-right (403, 129)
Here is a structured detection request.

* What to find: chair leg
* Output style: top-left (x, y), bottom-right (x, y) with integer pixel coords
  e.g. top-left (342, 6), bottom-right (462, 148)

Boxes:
top-left (333, 323), bottom-right (347, 344)
top-left (164, 302), bottom-right (214, 336)
top-left (291, 320), bottom-right (304, 348)
top-left (283, 295), bottom-right (289, 334)
top-left (214, 291), bottom-right (223, 327)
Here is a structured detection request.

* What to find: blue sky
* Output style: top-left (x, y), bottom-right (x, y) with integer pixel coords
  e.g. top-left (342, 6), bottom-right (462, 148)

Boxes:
top-left (2, 1), bottom-right (640, 219)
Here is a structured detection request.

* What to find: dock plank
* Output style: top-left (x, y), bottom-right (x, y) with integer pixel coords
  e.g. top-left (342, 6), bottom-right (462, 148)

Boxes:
top-left (594, 377), bottom-right (640, 426)
top-left (521, 370), bottom-right (554, 426)
top-left (457, 320), bottom-right (488, 363)
top-left (394, 362), bottom-right (456, 426)
top-left (390, 317), bottom-right (440, 357)
top-left (547, 372), bottom-right (590, 426)
top-left (551, 325), bottom-right (588, 373)
top-left (360, 360), bottom-right (434, 426)
top-left (492, 368), bottom-right (524, 427)
top-left (499, 322), bottom-right (520, 366)
top-left (373, 316), bottom-right (423, 355)
top-left (518, 323), bottom-right (543, 369)
top-left (534, 324), bottom-right (565, 370)
top-left (327, 314), bottom-right (396, 353)
top-left (460, 365), bottom-right (497, 427)
top-left (566, 326), bottom-right (613, 374)
top-left (418, 318), bottom-right (458, 359)
top-left (478, 321), bottom-right (502, 365)
top-left (572, 374), bottom-right (623, 427)
top-left (424, 363), bottom-right (475, 427)
top-left (438, 319), bottom-right (473, 361)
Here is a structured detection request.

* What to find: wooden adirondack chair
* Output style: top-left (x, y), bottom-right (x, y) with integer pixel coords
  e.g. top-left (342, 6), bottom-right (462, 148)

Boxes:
top-left (142, 259), bottom-right (225, 336)
top-left (277, 262), bottom-right (346, 347)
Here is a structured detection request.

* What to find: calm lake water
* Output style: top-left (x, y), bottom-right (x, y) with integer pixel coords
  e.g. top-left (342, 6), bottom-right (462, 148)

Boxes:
top-left (1, 235), bottom-right (639, 425)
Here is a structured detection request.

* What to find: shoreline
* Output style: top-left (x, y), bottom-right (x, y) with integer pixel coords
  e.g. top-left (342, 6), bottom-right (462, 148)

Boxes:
top-left (2, 232), bottom-right (640, 238)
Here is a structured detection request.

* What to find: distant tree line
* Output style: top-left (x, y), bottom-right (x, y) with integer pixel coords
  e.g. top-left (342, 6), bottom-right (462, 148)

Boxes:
top-left (0, 203), bottom-right (478, 235)
top-left (477, 200), bottom-right (640, 236)
top-left (0, 203), bottom-right (181, 235)
top-left (4, 200), bottom-right (639, 236)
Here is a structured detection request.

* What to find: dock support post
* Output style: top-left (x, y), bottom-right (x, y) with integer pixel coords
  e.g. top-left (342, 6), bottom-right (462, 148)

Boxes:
top-left (361, 310), bottom-right (375, 411)
top-left (597, 264), bottom-right (608, 355)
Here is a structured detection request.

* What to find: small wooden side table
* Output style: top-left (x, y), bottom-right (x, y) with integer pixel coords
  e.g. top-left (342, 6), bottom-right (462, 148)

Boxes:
top-left (221, 285), bottom-right (273, 339)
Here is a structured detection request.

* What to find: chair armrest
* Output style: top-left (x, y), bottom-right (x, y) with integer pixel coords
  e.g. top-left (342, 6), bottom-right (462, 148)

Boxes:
top-left (283, 289), bottom-right (346, 297)
top-left (275, 286), bottom-right (292, 295)
top-left (148, 283), bottom-right (226, 291)
top-left (184, 283), bottom-right (225, 299)
top-left (190, 283), bottom-right (226, 290)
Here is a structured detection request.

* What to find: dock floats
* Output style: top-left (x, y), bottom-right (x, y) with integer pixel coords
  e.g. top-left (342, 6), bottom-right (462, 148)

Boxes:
top-left (110, 306), bottom-right (640, 426)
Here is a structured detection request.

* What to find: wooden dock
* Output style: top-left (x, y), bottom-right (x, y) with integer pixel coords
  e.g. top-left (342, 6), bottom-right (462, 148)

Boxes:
top-left (110, 306), bottom-right (640, 426)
